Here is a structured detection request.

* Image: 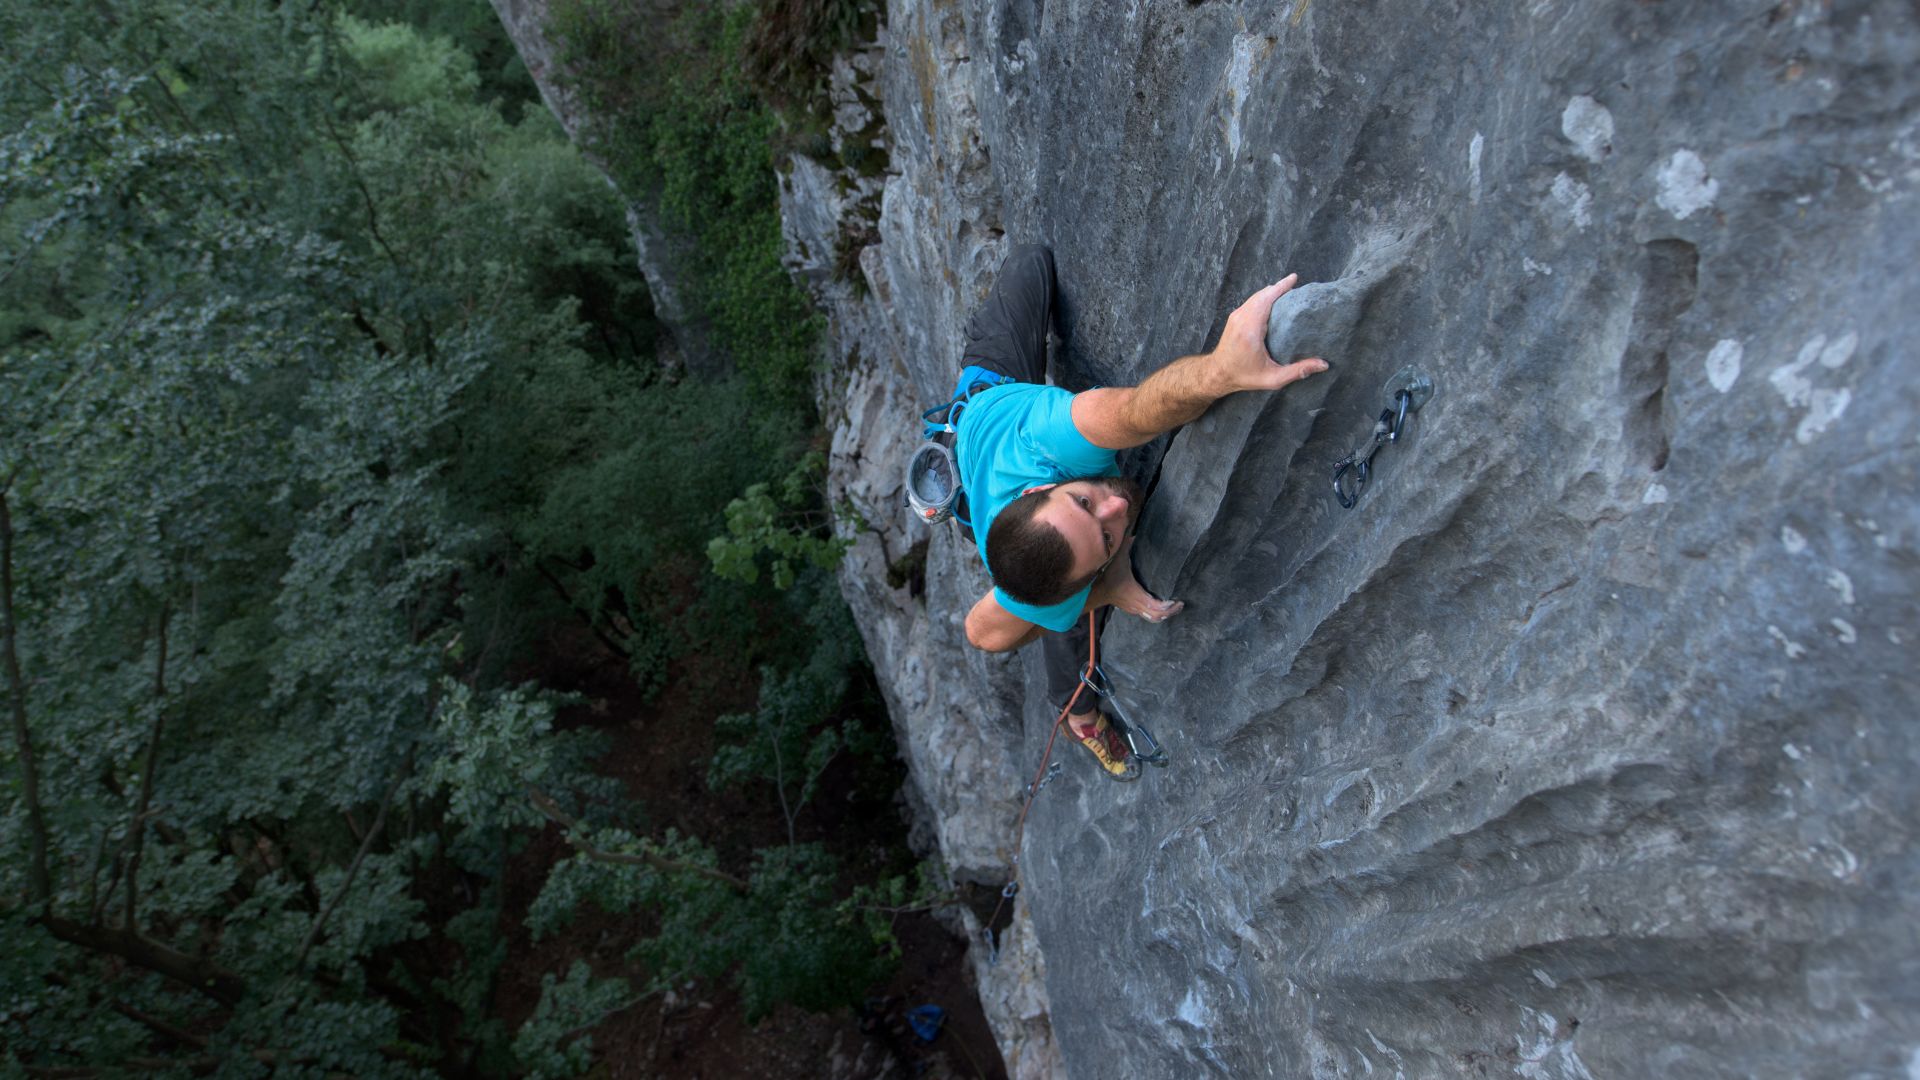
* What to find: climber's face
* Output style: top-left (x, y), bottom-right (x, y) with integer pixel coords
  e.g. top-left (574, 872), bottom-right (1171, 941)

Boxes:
top-left (1026, 477), bottom-right (1143, 582)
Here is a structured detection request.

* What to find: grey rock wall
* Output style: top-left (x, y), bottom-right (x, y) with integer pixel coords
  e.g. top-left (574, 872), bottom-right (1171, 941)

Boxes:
top-left (779, 43), bottom-right (1068, 1076)
top-left (838, 0), bottom-right (1920, 1076)
top-left (503, 0), bottom-right (1920, 1074)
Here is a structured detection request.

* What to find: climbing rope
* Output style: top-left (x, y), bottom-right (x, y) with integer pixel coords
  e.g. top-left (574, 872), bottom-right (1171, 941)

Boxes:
top-left (981, 611), bottom-right (1100, 965)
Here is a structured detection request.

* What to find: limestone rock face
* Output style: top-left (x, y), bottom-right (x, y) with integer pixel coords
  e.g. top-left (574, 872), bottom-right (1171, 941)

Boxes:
top-left (486, 0), bottom-right (714, 374)
top-left (833, 0), bottom-right (1920, 1076)
top-left (505, 0), bottom-right (1920, 1073)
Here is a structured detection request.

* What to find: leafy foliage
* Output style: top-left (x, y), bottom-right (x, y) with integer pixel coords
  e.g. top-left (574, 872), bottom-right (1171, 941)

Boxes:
top-left (511, 960), bottom-right (637, 1079)
top-left (742, 0), bottom-right (885, 113)
top-left (0, 1), bottom-right (918, 1074)
top-left (708, 449), bottom-right (851, 590)
top-left (707, 589), bottom-right (877, 835)
top-left (528, 831), bottom-right (891, 1023)
top-left (550, 0), bottom-right (825, 404)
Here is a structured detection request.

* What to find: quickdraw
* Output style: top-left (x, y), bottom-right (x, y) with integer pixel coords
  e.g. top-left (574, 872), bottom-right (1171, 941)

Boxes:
top-left (1331, 366), bottom-right (1435, 509)
top-left (1078, 663), bottom-right (1169, 771)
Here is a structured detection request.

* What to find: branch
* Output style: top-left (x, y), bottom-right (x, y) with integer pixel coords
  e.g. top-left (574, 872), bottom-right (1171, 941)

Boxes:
top-left (294, 748), bottom-right (413, 968)
top-left (0, 231), bottom-right (51, 293)
top-left (45, 971), bottom-right (207, 1050)
top-left (349, 303), bottom-right (396, 357)
top-left (123, 604), bottom-right (171, 932)
top-left (765, 714), bottom-right (797, 848)
top-left (316, 111), bottom-right (405, 273)
top-left (40, 916), bottom-right (246, 1007)
top-left (0, 482), bottom-right (53, 908)
top-left (533, 561), bottom-right (633, 660)
top-left (83, 825), bottom-right (111, 921)
top-left (526, 789), bottom-right (748, 892)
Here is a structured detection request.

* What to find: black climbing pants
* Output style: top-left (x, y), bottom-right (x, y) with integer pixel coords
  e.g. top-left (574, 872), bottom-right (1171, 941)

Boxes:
top-left (959, 244), bottom-right (1106, 718)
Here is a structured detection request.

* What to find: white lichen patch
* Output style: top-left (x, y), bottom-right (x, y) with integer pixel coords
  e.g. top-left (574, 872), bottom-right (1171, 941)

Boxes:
top-left (1551, 172), bottom-right (1593, 229)
top-left (1797, 387), bottom-right (1852, 443)
top-left (1781, 525), bottom-right (1808, 555)
top-left (1515, 1008), bottom-right (1597, 1080)
top-left (1831, 618), bottom-right (1858, 645)
top-left (1817, 840), bottom-right (1860, 879)
top-left (1770, 333), bottom-right (1857, 444)
top-left (1706, 338), bottom-right (1743, 392)
top-left (1656, 149), bottom-right (1719, 219)
top-left (1825, 569), bottom-right (1855, 606)
top-left (1561, 96), bottom-right (1614, 163)
top-left (1176, 986), bottom-right (1212, 1029)
top-left (1469, 131), bottom-right (1485, 203)
top-left (1219, 34), bottom-right (1263, 169)
top-left (1523, 256), bottom-right (1554, 276)
top-left (1783, 743), bottom-right (1804, 760)
top-left (1771, 335), bottom-right (1826, 407)
top-left (1643, 483), bottom-right (1669, 504)
top-left (1820, 331), bottom-right (1860, 369)
top-left (1769, 625), bottom-right (1808, 660)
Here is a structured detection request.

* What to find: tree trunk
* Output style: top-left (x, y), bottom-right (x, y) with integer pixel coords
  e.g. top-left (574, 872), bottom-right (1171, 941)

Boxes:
top-left (0, 485), bottom-right (53, 908)
top-left (123, 605), bottom-right (170, 932)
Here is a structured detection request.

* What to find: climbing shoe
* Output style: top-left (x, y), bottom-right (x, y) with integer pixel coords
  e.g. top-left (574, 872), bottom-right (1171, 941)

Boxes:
top-left (1072, 713), bottom-right (1141, 782)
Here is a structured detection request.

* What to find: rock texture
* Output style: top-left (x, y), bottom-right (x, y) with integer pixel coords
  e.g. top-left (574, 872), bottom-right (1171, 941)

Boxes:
top-left (826, 0), bottom-right (1920, 1076)
top-left (505, 0), bottom-right (1920, 1075)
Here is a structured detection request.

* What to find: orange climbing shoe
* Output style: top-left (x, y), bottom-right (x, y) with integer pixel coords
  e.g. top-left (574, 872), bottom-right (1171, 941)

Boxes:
top-left (1072, 713), bottom-right (1140, 782)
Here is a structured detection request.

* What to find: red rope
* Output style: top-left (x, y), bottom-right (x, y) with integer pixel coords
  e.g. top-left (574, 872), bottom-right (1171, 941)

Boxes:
top-left (983, 612), bottom-right (1099, 951)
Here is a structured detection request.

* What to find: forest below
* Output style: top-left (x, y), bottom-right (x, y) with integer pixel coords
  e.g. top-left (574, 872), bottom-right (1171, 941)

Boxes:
top-left (0, 0), bottom-right (968, 1075)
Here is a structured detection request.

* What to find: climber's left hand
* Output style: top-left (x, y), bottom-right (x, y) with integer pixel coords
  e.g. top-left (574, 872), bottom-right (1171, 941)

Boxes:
top-left (1093, 539), bottom-right (1184, 624)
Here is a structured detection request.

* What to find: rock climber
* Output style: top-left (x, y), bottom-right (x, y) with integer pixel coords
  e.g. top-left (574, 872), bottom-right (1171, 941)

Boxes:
top-left (949, 244), bottom-right (1326, 775)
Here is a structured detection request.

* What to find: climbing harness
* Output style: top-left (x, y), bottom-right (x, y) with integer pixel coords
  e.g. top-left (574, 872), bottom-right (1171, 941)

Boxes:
top-left (980, 612), bottom-right (1168, 965)
top-left (906, 365), bottom-right (1018, 528)
top-left (1330, 365), bottom-right (1435, 509)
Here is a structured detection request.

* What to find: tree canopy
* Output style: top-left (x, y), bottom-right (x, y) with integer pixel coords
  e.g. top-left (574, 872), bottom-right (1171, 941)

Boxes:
top-left (1, 2), bottom-right (913, 1074)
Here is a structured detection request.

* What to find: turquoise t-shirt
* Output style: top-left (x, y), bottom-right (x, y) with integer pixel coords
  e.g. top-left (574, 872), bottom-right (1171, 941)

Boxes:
top-left (954, 382), bottom-right (1119, 632)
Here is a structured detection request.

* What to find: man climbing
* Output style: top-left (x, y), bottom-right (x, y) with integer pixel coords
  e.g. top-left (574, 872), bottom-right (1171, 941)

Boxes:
top-left (950, 245), bottom-right (1326, 776)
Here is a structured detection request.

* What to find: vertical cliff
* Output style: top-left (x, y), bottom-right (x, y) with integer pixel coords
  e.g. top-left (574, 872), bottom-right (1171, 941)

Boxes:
top-left (501, 0), bottom-right (1920, 1076)
top-left (813, 0), bottom-right (1920, 1076)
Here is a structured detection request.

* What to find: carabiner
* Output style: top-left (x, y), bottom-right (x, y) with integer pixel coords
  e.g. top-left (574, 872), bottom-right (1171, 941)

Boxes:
top-left (1386, 391), bottom-right (1411, 442)
top-left (1123, 721), bottom-right (1170, 768)
top-left (1332, 456), bottom-right (1370, 509)
top-left (1079, 663), bottom-right (1112, 699)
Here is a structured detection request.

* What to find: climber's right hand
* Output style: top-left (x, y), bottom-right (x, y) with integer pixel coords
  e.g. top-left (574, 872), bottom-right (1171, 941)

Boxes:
top-left (1212, 274), bottom-right (1329, 393)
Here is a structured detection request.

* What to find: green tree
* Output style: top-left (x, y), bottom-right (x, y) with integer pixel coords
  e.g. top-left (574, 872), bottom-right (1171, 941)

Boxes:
top-left (550, 0), bottom-right (827, 404)
top-left (1, 3), bottom-right (913, 1074)
top-left (0, 5), bottom-right (621, 1071)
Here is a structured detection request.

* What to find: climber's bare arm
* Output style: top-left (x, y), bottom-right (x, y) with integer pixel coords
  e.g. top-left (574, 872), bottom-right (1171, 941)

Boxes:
top-left (965, 590), bottom-right (1047, 652)
top-left (1070, 273), bottom-right (1329, 450)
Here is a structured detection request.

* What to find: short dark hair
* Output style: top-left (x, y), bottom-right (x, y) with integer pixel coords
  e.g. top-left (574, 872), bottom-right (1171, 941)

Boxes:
top-left (986, 489), bottom-right (1092, 606)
